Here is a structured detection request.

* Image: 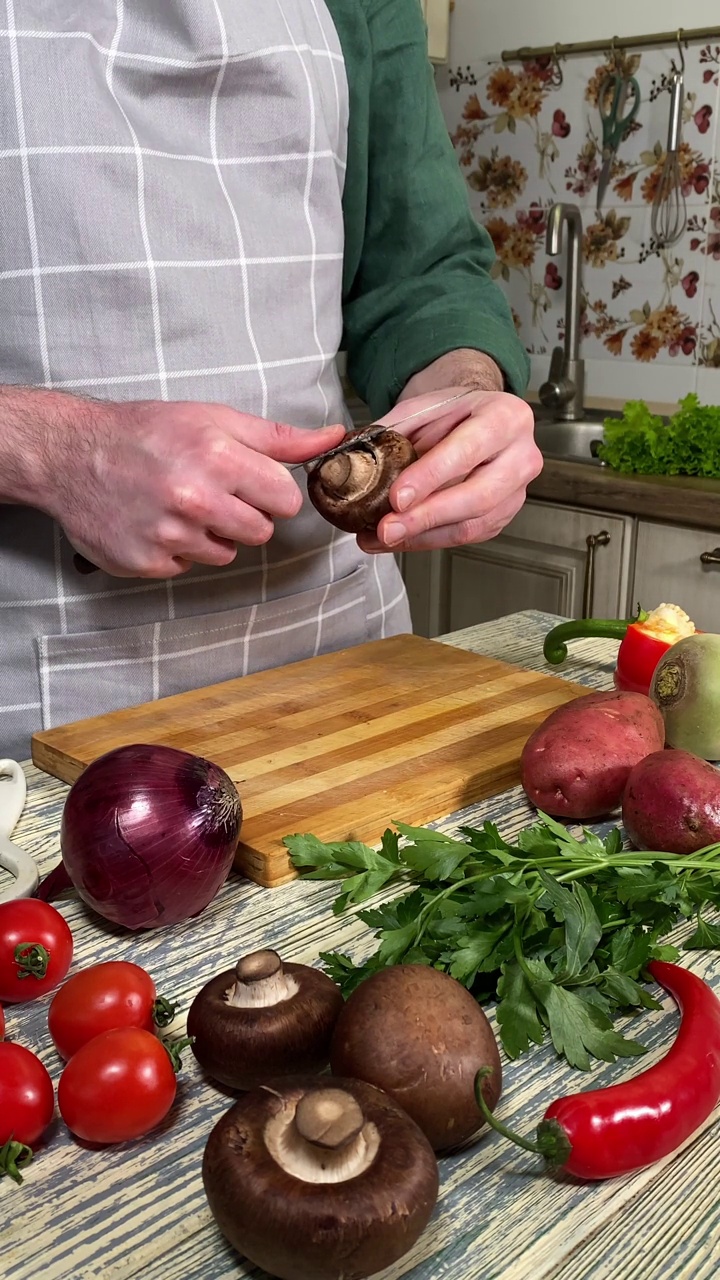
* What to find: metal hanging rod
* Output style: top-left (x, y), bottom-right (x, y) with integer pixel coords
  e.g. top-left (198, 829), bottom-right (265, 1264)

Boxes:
top-left (501, 24), bottom-right (720, 64)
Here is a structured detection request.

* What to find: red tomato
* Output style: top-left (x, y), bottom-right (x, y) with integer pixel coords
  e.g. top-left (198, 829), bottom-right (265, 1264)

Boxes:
top-left (0, 1042), bottom-right (55, 1147)
top-left (58, 1027), bottom-right (177, 1144)
top-left (0, 900), bottom-right (73, 1003)
top-left (49, 961), bottom-right (159, 1061)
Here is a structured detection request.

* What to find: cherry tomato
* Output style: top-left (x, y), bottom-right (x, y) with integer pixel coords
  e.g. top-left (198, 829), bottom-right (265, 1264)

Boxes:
top-left (48, 961), bottom-right (165, 1061)
top-left (0, 1042), bottom-right (55, 1147)
top-left (0, 900), bottom-right (73, 1003)
top-left (58, 1027), bottom-right (177, 1144)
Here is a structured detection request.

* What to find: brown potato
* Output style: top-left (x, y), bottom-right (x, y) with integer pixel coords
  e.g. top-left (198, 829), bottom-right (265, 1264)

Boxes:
top-left (622, 748), bottom-right (720, 855)
top-left (521, 689), bottom-right (665, 820)
top-left (329, 964), bottom-right (501, 1152)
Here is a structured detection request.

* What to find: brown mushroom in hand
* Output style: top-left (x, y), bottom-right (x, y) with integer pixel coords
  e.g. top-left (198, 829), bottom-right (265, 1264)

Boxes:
top-left (187, 948), bottom-right (343, 1090)
top-left (330, 964), bottom-right (502, 1152)
top-left (202, 1075), bottom-right (439, 1280)
top-left (307, 428), bottom-right (416, 533)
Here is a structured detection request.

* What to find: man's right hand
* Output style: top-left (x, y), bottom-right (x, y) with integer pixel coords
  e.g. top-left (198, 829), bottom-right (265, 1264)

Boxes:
top-left (1, 389), bottom-right (346, 577)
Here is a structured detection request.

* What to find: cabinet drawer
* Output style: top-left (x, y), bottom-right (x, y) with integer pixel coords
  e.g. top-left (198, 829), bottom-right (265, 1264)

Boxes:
top-left (632, 521), bottom-right (720, 632)
top-left (402, 499), bottom-right (634, 637)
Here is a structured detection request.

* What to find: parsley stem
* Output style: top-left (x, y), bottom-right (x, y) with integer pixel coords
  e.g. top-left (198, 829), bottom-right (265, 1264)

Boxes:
top-left (410, 871), bottom-right (502, 947)
top-left (512, 930), bottom-right (537, 986)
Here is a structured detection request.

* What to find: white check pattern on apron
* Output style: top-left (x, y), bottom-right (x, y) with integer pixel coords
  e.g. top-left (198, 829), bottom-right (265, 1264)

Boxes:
top-left (0, 1), bottom-right (411, 760)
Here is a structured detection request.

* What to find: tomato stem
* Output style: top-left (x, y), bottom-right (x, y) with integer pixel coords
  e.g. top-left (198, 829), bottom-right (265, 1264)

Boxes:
top-left (0, 1136), bottom-right (34, 1185)
top-left (163, 1035), bottom-right (193, 1073)
top-left (14, 942), bottom-right (50, 981)
top-left (152, 995), bottom-right (178, 1029)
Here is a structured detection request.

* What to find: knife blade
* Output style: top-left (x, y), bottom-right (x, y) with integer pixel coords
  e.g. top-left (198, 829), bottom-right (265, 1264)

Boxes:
top-left (291, 389), bottom-right (470, 473)
top-left (72, 390), bottom-right (470, 574)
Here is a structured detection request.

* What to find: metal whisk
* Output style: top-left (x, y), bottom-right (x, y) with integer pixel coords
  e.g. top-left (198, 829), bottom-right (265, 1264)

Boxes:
top-left (651, 67), bottom-right (687, 248)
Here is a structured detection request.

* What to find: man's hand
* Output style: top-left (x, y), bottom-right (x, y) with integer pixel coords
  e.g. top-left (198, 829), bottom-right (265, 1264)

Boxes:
top-left (356, 386), bottom-right (542, 554)
top-left (1, 388), bottom-right (345, 577)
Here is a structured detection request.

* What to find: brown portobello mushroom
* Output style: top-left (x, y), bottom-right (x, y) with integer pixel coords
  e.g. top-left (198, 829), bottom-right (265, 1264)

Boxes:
top-left (187, 949), bottom-right (343, 1090)
top-left (330, 964), bottom-right (502, 1152)
top-left (202, 1075), bottom-right (439, 1280)
top-left (307, 427), bottom-right (417, 533)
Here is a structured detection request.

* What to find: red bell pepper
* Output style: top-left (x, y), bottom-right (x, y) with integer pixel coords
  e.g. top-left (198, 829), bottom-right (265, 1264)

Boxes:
top-left (543, 604), bottom-right (696, 697)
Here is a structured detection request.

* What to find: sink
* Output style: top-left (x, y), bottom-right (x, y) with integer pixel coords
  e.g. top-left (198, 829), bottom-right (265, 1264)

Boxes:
top-left (533, 411), bottom-right (611, 465)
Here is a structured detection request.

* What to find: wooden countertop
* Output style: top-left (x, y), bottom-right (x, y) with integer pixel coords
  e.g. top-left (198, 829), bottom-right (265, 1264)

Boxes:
top-left (3, 610), bottom-right (717, 1280)
top-left (529, 459), bottom-right (720, 531)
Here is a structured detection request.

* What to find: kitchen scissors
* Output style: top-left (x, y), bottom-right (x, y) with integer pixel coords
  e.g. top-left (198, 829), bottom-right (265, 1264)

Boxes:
top-left (596, 70), bottom-right (641, 212)
top-left (0, 759), bottom-right (38, 902)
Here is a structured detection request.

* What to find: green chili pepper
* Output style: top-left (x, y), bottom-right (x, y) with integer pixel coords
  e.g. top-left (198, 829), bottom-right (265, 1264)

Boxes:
top-left (543, 617), bottom-right (636, 665)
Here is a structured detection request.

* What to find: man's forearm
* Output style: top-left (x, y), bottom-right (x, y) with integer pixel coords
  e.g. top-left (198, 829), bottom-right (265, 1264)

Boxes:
top-left (398, 349), bottom-right (505, 403)
top-left (0, 384), bottom-right (84, 509)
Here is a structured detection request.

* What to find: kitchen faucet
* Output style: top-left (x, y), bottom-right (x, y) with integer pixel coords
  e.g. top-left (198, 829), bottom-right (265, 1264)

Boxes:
top-left (538, 202), bottom-right (585, 422)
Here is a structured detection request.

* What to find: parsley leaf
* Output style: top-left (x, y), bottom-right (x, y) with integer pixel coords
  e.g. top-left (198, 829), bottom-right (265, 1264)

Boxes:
top-left (531, 982), bottom-right (646, 1071)
top-left (394, 823), bottom-right (473, 881)
top-left (444, 926), bottom-right (511, 985)
top-left (537, 872), bottom-right (602, 979)
top-left (683, 914), bottom-right (720, 949)
top-left (496, 962), bottom-right (545, 1059)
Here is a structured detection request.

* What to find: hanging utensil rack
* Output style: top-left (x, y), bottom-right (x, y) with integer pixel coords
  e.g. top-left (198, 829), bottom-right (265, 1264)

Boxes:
top-left (502, 24), bottom-right (720, 63)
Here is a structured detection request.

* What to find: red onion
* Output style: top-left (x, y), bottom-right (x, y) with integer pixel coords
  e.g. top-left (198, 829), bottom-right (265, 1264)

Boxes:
top-left (37, 744), bottom-right (243, 930)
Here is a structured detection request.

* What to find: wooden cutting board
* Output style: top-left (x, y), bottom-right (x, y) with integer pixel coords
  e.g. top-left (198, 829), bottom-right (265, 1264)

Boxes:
top-left (31, 634), bottom-right (588, 888)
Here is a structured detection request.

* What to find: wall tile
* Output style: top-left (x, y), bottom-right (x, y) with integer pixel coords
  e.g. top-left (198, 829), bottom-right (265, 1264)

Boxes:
top-left (437, 38), bottom-right (720, 395)
top-left (696, 204), bottom-right (720, 371)
top-left (527, 353), bottom-right (696, 405)
top-left (580, 204), bottom-right (701, 366)
top-left (696, 367), bottom-right (720, 402)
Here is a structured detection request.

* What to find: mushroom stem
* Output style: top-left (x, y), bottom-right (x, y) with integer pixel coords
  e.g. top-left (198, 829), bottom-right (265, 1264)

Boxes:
top-left (264, 1088), bottom-right (381, 1184)
top-left (225, 949), bottom-right (300, 1009)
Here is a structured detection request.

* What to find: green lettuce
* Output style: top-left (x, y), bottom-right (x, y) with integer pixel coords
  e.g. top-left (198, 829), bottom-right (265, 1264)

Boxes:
top-left (598, 394), bottom-right (720, 477)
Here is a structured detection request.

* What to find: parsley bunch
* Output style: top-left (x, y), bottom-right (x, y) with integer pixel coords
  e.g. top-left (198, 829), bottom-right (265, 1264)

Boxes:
top-left (285, 815), bottom-right (720, 1071)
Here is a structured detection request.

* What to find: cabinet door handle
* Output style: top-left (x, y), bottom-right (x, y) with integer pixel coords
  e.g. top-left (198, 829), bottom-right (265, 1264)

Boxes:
top-left (700, 548), bottom-right (720, 566)
top-left (582, 530), bottom-right (611, 618)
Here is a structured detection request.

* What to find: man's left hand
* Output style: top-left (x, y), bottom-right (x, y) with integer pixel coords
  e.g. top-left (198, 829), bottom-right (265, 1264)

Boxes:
top-left (357, 387), bottom-right (542, 554)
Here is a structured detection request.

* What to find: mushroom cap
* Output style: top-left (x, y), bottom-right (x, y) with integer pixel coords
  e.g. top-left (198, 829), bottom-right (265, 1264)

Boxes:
top-left (329, 964), bottom-right (502, 1152)
top-left (307, 428), bottom-right (417, 534)
top-left (202, 1075), bottom-right (439, 1280)
top-left (187, 962), bottom-right (343, 1090)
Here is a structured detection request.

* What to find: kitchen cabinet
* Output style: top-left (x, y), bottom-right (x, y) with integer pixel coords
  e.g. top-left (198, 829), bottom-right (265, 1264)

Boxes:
top-left (402, 499), bottom-right (634, 638)
top-left (631, 520), bottom-right (720, 633)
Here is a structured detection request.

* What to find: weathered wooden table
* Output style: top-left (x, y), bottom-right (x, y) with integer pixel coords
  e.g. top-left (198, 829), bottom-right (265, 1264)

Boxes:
top-left (1, 610), bottom-right (718, 1280)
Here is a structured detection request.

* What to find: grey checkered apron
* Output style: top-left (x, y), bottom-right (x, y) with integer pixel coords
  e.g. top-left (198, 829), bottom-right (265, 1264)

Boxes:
top-left (0, 1), bottom-right (411, 760)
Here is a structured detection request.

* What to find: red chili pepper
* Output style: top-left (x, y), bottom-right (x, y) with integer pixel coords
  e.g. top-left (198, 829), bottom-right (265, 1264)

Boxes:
top-left (475, 960), bottom-right (720, 1181)
top-left (614, 623), bottom-right (673, 695)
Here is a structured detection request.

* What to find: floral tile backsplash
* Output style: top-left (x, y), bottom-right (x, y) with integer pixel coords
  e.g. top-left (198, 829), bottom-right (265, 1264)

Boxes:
top-left (436, 41), bottom-right (720, 403)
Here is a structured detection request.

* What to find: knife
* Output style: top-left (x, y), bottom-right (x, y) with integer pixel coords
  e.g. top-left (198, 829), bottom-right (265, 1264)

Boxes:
top-left (293, 389), bottom-right (470, 473)
top-left (72, 390), bottom-right (469, 574)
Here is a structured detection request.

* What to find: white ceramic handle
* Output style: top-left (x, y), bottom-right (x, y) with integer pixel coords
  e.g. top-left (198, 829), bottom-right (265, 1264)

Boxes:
top-left (0, 760), bottom-right (39, 902)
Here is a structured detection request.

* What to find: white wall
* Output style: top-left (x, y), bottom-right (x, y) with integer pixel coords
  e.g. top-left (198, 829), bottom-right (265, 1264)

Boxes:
top-left (450, 0), bottom-right (718, 62)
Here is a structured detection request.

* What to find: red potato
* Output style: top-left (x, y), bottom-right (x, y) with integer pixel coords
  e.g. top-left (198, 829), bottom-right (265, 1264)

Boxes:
top-left (521, 690), bottom-right (665, 820)
top-left (622, 748), bottom-right (720, 854)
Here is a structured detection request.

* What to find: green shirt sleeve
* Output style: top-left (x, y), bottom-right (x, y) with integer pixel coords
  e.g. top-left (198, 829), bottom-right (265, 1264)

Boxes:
top-left (329, 0), bottom-right (530, 417)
